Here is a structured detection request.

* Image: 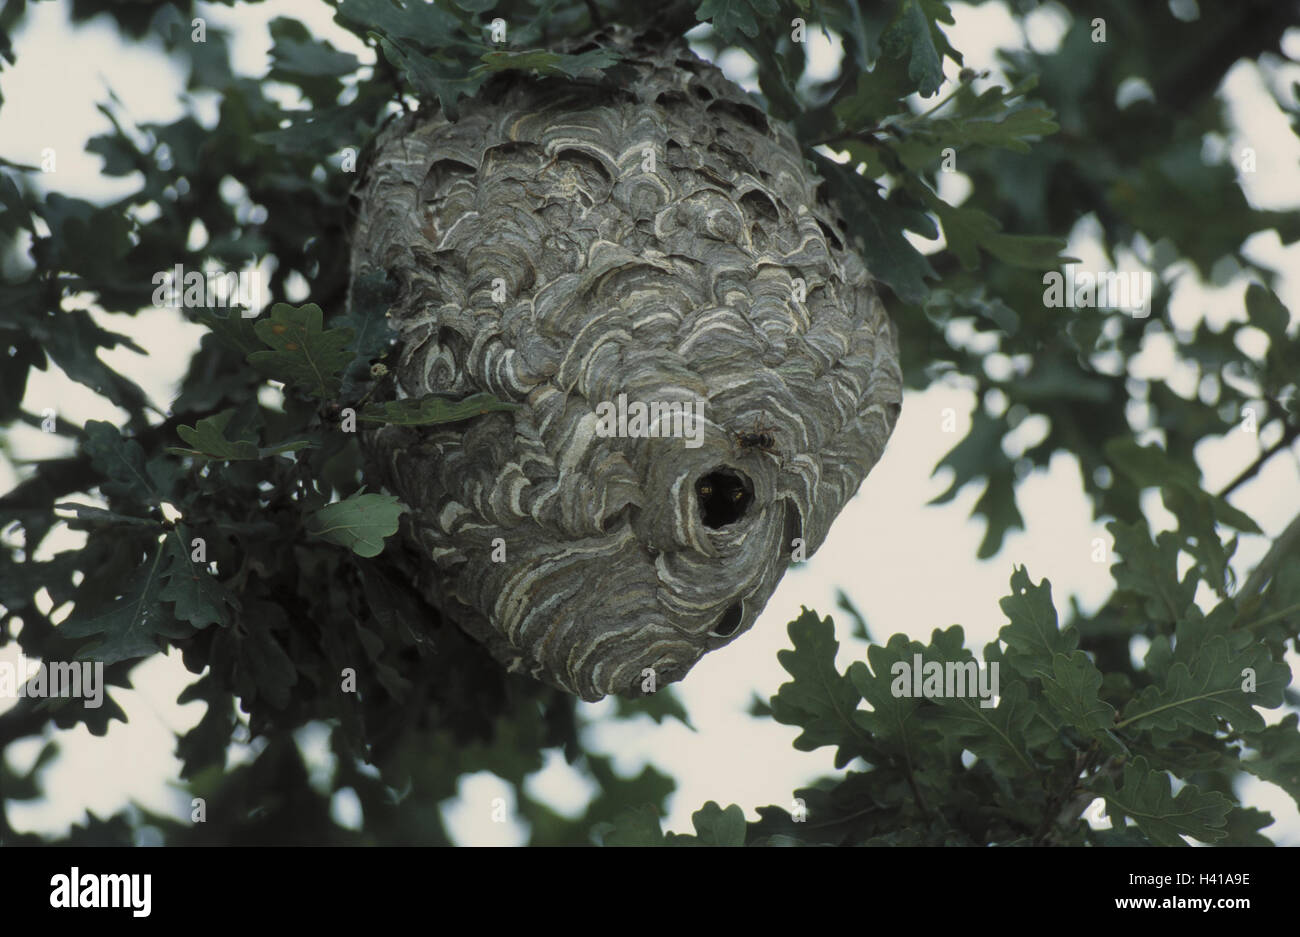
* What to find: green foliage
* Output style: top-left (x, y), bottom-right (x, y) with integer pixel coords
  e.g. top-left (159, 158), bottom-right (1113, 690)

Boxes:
top-left (477, 48), bottom-right (622, 78)
top-left (879, 0), bottom-right (952, 97)
top-left (812, 154), bottom-right (938, 305)
top-left (356, 393), bottom-right (522, 426)
top-left (160, 526), bottom-right (238, 629)
top-left (769, 609), bottom-right (866, 768)
top-left (57, 541), bottom-right (183, 665)
top-left (1089, 757), bottom-right (1233, 847)
top-left (1, 0), bottom-right (1297, 847)
top-left (83, 420), bottom-right (179, 507)
top-left (168, 410), bottom-right (309, 460)
top-left (678, 801), bottom-right (748, 845)
top-left (305, 492), bottom-right (406, 558)
top-left (1120, 629), bottom-right (1287, 742)
top-left (696, 0), bottom-right (779, 42)
top-left (248, 303), bottom-right (355, 400)
top-left (604, 566), bottom-right (1294, 846)
top-left (170, 411), bottom-right (260, 461)
top-left (1241, 714), bottom-right (1300, 811)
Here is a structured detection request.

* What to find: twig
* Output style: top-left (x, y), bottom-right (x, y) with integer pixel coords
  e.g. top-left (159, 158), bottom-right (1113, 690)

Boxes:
top-left (1033, 749), bottom-right (1083, 844)
top-left (0, 405), bottom-right (224, 515)
top-left (807, 127), bottom-right (886, 148)
top-left (1238, 600), bottom-right (1300, 633)
top-left (0, 697), bottom-right (52, 752)
top-left (1239, 508), bottom-right (1300, 600)
top-left (1217, 422), bottom-right (1300, 499)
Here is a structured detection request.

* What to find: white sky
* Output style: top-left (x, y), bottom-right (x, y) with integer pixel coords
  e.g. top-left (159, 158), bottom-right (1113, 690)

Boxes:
top-left (2, 0), bottom-right (1299, 846)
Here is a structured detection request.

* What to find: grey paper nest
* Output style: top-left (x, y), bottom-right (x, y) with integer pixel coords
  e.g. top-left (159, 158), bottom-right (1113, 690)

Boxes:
top-left (351, 28), bottom-right (902, 701)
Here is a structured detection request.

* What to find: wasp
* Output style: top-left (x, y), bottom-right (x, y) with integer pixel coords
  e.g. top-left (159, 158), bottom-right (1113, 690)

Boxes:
top-left (697, 476), bottom-right (748, 506)
top-left (732, 411), bottom-right (780, 458)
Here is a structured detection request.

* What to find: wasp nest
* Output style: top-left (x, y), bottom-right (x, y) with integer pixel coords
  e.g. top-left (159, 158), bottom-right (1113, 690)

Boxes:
top-left (352, 28), bottom-right (902, 701)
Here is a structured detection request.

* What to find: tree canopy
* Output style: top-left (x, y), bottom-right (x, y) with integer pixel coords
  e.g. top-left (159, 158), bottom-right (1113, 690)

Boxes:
top-left (1, 0), bottom-right (1298, 846)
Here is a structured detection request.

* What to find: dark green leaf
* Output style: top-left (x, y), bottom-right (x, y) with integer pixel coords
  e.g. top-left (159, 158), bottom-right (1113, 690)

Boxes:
top-left (357, 392), bottom-right (521, 425)
top-left (159, 527), bottom-right (236, 629)
top-left (769, 609), bottom-right (867, 767)
top-left (1121, 634), bottom-right (1289, 742)
top-left (305, 492), bottom-right (406, 558)
top-left (476, 48), bottom-right (621, 79)
top-left (59, 543), bottom-right (185, 665)
top-left (880, 0), bottom-right (947, 97)
top-left (53, 503), bottom-right (158, 529)
top-left (1241, 713), bottom-right (1300, 810)
top-left (247, 302), bottom-right (355, 400)
top-left (813, 154), bottom-right (937, 305)
top-left (1090, 756), bottom-right (1232, 846)
top-left (997, 567), bottom-right (1075, 679)
top-left (169, 410), bottom-right (259, 460)
top-left (593, 804), bottom-right (665, 846)
top-left (1038, 651), bottom-right (1117, 739)
top-left (696, 0), bottom-right (779, 41)
top-left (690, 801), bottom-right (747, 845)
top-left (83, 421), bottom-right (178, 506)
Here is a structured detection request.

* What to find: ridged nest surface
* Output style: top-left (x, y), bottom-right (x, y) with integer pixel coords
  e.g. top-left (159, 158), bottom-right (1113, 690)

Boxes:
top-left (352, 27), bottom-right (902, 701)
